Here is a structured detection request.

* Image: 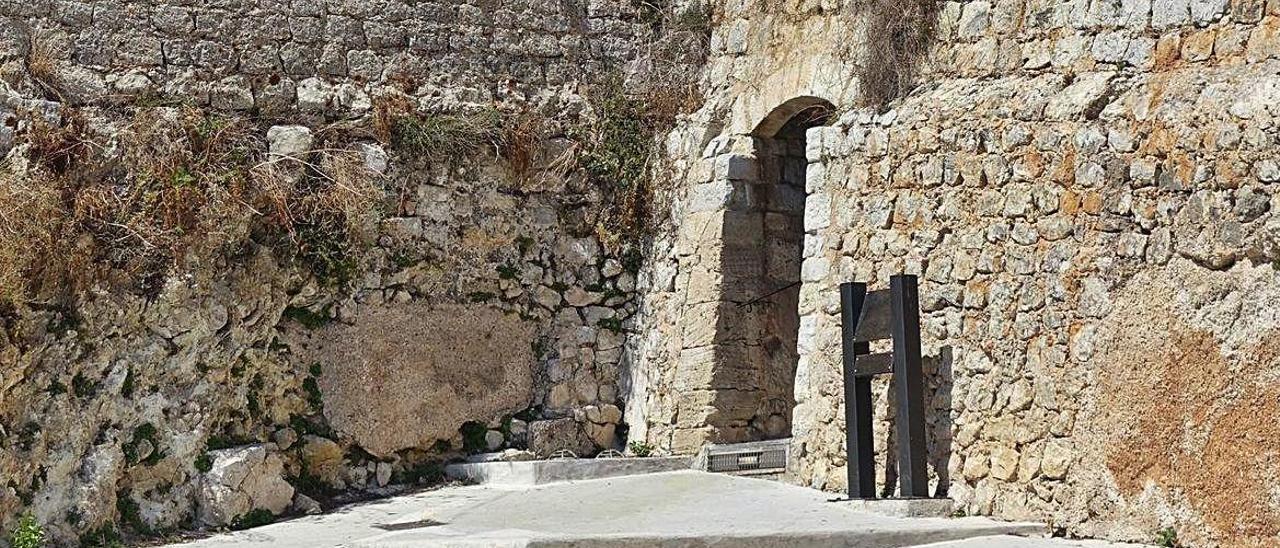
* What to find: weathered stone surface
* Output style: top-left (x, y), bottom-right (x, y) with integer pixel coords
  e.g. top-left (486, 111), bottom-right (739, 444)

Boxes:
top-left (0, 1), bottom-right (676, 542)
top-left (197, 445), bottom-right (295, 528)
top-left (3, 0), bottom-right (1280, 545)
top-left (299, 436), bottom-right (345, 488)
top-left (485, 430), bottom-right (505, 451)
top-left (528, 418), bottom-right (596, 457)
top-left (289, 304), bottom-right (536, 457)
top-left (267, 125), bottom-right (313, 160)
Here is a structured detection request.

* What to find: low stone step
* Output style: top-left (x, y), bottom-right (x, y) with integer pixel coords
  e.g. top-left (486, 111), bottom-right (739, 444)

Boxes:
top-left (444, 456), bottom-right (693, 486)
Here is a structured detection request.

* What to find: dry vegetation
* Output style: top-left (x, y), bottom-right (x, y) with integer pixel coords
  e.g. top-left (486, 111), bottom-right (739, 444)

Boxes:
top-left (859, 0), bottom-right (940, 106)
top-left (581, 0), bottom-right (711, 249)
top-left (373, 93), bottom-right (503, 163)
top-left (22, 29), bottom-right (65, 101)
top-left (0, 0), bottom-right (712, 306)
top-left (0, 106), bottom-right (383, 305)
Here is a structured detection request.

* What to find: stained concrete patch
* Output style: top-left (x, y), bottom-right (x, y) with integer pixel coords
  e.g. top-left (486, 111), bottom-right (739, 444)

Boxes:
top-left (444, 456), bottom-right (693, 486)
top-left (1086, 259), bottom-right (1280, 545)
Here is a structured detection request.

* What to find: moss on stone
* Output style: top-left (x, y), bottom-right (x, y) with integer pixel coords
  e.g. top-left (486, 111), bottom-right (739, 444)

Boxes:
top-left (459, 421), bottom-right (489, 453)
top-left (282, 306), bottom-right (331, 330)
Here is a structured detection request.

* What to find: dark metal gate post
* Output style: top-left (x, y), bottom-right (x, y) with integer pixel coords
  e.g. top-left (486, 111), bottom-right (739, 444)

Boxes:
top-left (841, 283), bottom-right (876, 499)
top-left (890, 275), bottom-right (929, 498)
top-left (840, 275), bottom-right (930, 501)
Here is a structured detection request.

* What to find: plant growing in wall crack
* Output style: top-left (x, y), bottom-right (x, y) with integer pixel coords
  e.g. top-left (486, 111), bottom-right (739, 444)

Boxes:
top-left (858, 0), bottom-right (940, 106)
top-left (7, 515), bottom-right (45, 548)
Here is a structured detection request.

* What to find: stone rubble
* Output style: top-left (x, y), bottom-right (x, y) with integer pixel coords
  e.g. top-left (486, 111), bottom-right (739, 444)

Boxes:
top-left (197, 445), bottom-right (295, 528)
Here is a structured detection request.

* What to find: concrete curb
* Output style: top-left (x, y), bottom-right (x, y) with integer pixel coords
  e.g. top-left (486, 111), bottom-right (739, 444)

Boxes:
top-left (837, 498), bottom-right (957, 518)
top-left (444, 456), bottom-right (694, 486)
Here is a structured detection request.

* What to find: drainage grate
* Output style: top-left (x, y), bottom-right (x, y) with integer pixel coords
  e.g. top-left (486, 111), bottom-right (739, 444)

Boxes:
top-left (705, 439), bottom-right (789, 475)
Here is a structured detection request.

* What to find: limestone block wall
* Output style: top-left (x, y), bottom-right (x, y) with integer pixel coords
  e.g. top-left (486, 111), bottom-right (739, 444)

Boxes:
top-left (0, 0), bottom-right (651, 114)
top-left (0, 0), bottom-right (699, 543)
top-left (627, 0), bottom-right (1280, 546)
top-left (793, 17), bottom-right (1280, 548)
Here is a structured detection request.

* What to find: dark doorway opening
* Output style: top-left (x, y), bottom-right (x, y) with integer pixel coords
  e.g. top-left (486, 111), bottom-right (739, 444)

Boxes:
top-left (705, 98), bottom-right (835, 444)
top-left (745, 101), bottom-right (833, 440)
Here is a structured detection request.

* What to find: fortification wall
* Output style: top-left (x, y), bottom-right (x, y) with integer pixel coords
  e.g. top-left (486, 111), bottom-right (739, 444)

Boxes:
top-left (629, 1), bottom-right (1280, 545)
top-left (2, 0), bottom-right (1278, 544)
top-left (0, 0), bottom-right (704, 543)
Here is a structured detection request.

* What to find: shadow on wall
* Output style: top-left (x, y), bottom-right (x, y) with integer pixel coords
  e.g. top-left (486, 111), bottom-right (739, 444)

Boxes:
top-left (879, 346), bottom-right (954, 498)
top-left (704, 102), bottom-right (833, 444)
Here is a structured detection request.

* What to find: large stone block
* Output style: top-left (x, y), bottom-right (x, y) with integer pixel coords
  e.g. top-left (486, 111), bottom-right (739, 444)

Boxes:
top-left (287, 304), bottom-right (536, 457)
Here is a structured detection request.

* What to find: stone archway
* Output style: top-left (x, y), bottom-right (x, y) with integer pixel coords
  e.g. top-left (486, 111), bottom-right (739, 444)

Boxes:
top-left (669, 97), bottom-right (834, 451)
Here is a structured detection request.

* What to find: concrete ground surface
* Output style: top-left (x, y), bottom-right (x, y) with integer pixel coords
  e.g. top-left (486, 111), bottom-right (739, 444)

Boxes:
top-left (167, 471), bottom-right (1148, 547)
top-left (917, 537), bottom-right (1152, 547)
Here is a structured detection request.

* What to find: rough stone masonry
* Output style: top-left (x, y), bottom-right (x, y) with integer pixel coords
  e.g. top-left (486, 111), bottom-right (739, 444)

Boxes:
top-left (0, 0), bottom-right (682, 543)
top-left (625, 1), bottom-right (1280, 547)
top-left (0, 0), bottom-right (1278, 547)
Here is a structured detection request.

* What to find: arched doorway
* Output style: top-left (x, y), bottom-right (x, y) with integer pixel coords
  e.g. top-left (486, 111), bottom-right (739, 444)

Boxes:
top-left (700, 97), bottom-right (834, 444)
top-left (743, 97), bottom-right (834, 440)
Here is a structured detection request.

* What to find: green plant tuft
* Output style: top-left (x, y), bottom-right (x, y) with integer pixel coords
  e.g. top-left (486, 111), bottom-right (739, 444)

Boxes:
top-left (77, 523), bottom-right (123, 547)
top-left (282, 305), bottom-right (331, 330)
top-left (395, 460), bottom-right (445, 485)
top-left (121, 366), bottom-right (135, 398)
top-left (8, 514), bottom-right (45, 548)
top-left (230, 509), bottom-right (276, 531)
top-left (294, 215), bottom-right (361, 288)
top-left (116, 493), bottom-right (153, 535)
top-left (1155, 527), bottom-right (1180, 548)
top-left (597, 317), bottom-right (624, 334)
top-left (497, 264), bottom-right (520, 280)
top-left (194, 453), bottom-right (214, 473)
top-left (72, 372), bottom-right (99, 398)
top-left (459, 421), bottom-right (489, 454)
top-left (467, 291), bottom-right (496, 303)
top-left (303, 376), bottom-right (324, 412)
top-left (580, 78), bottom-right (653, 197)
top-left (122, 422), bottom-right (163, 466)
top-left (628, 441), bottom-right (654, 458)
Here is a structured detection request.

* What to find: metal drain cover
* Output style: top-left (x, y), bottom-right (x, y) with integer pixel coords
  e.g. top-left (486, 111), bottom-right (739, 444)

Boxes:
top-left (705, 439), bottom-right (789, 475)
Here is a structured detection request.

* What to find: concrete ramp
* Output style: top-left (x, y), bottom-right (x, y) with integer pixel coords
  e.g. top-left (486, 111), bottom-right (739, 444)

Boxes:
top-left (353, 472), bottom-right (1044, 547)
top-left (168, 471), bottom-right (1072, 548)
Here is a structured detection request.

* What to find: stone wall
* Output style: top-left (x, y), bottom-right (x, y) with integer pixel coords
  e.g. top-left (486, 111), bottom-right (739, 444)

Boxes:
top-left (0, 0), bottom-right (698, 543)
top-left (628, 0), bottom-right (1280, 546)
top-left (797, 60), bottom-right (1280, 545)
top-left (0, 0), bottom-right (654, 115)
top-left (3, 0), bottom-right (1279, 544)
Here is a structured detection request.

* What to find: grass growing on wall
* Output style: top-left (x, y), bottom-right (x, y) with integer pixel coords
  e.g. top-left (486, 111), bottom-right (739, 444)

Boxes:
top-left (578, 69), bottom-right (701, 250)
top-left (859, 0), bottom-right (940, 106)
top-left (0, 106), bottom-right (384, 306)
top-left (374, 94), bottom-right (503, 162)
